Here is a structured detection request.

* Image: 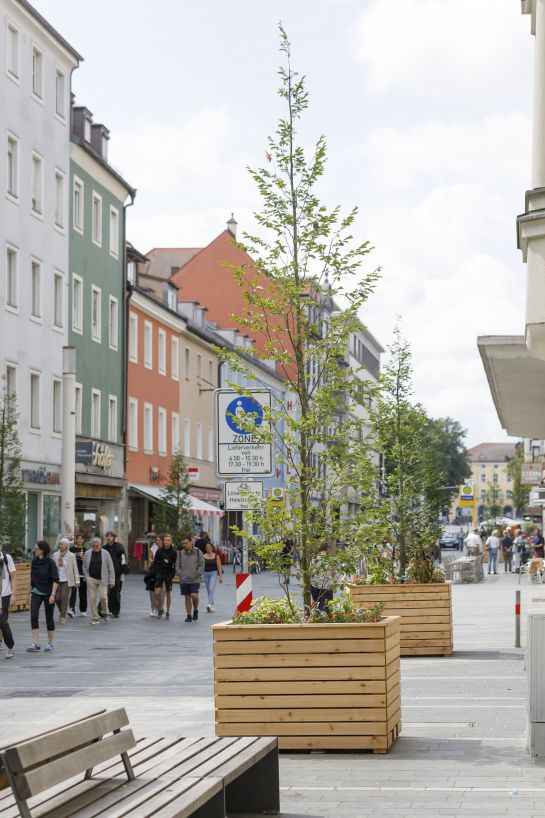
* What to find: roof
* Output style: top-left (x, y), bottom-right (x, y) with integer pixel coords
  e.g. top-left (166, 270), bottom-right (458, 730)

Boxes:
top-left (17, 0), bottom-right (83, 62)
top-left (139, 248), bottom-right (202, 280)
top-left (467, 442), bottom-right (517, 463)
top-left (72, 136), bottom-right (136, 199)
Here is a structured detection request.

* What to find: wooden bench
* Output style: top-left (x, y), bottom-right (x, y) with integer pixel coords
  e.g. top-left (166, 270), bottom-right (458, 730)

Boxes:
top-left (0, 709), bottom-right (280, 818)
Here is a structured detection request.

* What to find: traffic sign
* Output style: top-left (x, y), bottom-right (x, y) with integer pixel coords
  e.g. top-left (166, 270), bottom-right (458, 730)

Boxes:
top-left (224, 481), bottom-right (264, 510)
top-left (459, 483), bottom-right (474, 508)
top-left (215, 389), bottom-right (273, 476)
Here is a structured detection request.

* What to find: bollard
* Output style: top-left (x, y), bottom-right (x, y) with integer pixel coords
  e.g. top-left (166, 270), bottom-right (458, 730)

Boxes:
top-left (235, 573), bottom-right (252, 613)
top-left (515, 590), bottom-right (521, 648)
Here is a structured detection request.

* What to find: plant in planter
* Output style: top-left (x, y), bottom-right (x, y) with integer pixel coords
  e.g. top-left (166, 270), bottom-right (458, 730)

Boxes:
top-left (212, 26), bottom-right (401, 752)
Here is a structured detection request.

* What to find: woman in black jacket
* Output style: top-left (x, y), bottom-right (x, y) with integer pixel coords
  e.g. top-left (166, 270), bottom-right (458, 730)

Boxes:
top-left (27, 541), bottom-right (59, 653)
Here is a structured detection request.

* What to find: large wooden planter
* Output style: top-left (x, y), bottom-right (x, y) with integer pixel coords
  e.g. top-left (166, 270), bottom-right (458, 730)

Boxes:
top-left (9, 562), bottom-right (31, 612)
top-left (349, 582), bottom-right (452, 656)
top-left (212, 616), bottom-right (401, 753)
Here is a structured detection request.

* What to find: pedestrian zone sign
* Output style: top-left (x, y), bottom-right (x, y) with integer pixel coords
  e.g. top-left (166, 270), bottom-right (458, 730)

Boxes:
top-left (215, 389), bottom-right (273, 477)
top-left (459, 484), bottom-right (474, 507)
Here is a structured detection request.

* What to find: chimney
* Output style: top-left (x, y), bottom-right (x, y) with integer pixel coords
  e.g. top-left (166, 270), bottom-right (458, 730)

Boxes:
top-left (227, 213), bottom-right (238, 238)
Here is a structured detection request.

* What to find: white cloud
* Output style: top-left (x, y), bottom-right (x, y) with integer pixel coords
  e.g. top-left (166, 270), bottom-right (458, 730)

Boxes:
top-left (352, 0), bottom-right (530, 101)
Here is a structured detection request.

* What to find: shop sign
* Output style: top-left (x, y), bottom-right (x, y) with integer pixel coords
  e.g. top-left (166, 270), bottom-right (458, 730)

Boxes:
top-left (21, 466), bottom-right (60, 485)
top-left (188, 466), bottom-right (200, 481)
top-left (521, 463), bottom-right (543, 485)
top-left (75, 441), bottom-right (114, 471)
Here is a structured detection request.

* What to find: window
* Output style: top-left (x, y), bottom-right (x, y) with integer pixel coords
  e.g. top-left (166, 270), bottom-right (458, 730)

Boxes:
top-left (32, 47), bottom-right (43, 98)
top-left (91, 286), bottom-right (101, 342)
top-left (127, 261), bottom-right (137, 286)
top-left (196, 422), bottom-right (202, 460)
top-left (129, 313), bottom-right (138, 362)
top-left (144, 403), bottom-right (153, 453)
top-left (196, 354), bottom-right (202, 380)
top-left (30, 371), bottom-right (40, 430)
top-left (158, 330), bottom-right (166, 375)
top-left (73, 177), bottom-right (84, 232)
top-left (480, 490), bottom-right (486, 500)
top-left (171, 412), bottom-right (180, 454)
top-left (480, 473), bottom-right (486, 483)
top-left (507, 490), bottom-right (513, 500)
top-left (72, 274), bottom-right (83, 333)
top-left (507, 473), bottom-right (512, 483)
top-left (109, 296), bottom-right (118, 350)
top-left (55, 69), bottom-right (65, 118)
top-left (75, 383), bottom-right (82, 434)
top-left (108, 396), bottom-right (118, 443)
top-left (158, 408), bottom-right (167, 455)
top-left (184, 419), bottom-right (191, 457)
top-left (184, 347), bottom-right (190, 380)
top-left (208, 359), bottom-right (214, 387)
top-left (7, 23), bottom-right (19, 79)
top-left (144, 321), bottom-right (152, 369)
top-left (208, 426), bottom-right (213, 461)
top-left (5, 244), bottom-right (18, 310)
top-left (52, 379), bottom-right (62, 434)
top-left (171, 337), bottom-right (179, 380)
top-left (128, 398), bottom-right (138, 449)
top-left (53, 271), bottom-right (63, 329)
top-left (7, 133), bottom-right (18, 198)
top-left (109, 207), bottom-right (119, 257)
top-left (31, 152), bottom-right (43, 215)
top-left (91, 192), bottom-right (102, 246)
top-left (5, 364), bottom-right (17, 399)
top-left (167, 288), bottom-right (177, 311)
top-left (29, 259), bottom-right (42, 320)
top-left (54, 170), bottom-right (64, 229)
top-left (84, 117), bottom-right (91, 142)
top-left (91, 390), bottom-right (101, 438)
top-left (493, 473), bottom-right (499, 483)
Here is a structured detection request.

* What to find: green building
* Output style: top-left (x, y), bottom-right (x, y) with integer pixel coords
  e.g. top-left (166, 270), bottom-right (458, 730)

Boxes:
top-left (69, 105), bottom-right (135, 542)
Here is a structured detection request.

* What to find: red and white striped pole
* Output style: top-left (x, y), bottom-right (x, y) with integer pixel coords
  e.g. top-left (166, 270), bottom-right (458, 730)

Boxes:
top-left (515, 590), bottom-right (521, 648)
top-left (235, 573), bottom-right (252, 613)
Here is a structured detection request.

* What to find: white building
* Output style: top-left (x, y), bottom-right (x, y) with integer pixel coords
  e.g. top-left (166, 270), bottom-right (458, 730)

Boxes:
top-left (0, 0), bottom-right (81, 548)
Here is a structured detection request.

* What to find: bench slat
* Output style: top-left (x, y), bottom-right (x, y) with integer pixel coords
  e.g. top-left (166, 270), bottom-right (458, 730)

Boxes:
top-left (5, 709), bottom-right (130, 773)
top-left (204, 737), bottom-right (277, 785)
top-left (16, 730), bottom-right (135, 800)
top-left (122, 778), bottom-right (223, 818)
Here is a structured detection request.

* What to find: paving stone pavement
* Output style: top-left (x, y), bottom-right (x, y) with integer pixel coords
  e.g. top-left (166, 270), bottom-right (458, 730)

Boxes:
top-left (2, 567), bottom-right (545, 816)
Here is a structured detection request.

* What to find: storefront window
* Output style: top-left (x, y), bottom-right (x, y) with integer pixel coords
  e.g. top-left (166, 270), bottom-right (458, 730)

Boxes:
top-left (43, 494), bottom-right (61, 548)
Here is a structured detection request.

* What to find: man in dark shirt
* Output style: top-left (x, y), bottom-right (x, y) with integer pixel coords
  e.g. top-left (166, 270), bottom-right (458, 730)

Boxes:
top-left (103, 531), bottom-right (127, 618)
top-left (154, 534), bottom-right (177, 619)
top-left (533, 529), bottom-right (545, 559)
top-left (501, 531), bottom-right (513, 573)
top-left (69, 534), bottom-right (87, 617)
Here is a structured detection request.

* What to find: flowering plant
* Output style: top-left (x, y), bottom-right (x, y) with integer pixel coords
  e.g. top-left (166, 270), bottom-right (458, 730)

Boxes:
top-left (231, 593), bottom-right (383, 625)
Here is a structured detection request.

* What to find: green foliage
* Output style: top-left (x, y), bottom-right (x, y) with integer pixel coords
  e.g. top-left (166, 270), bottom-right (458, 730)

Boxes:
top-left (406, 556), bottom-right (445, 584)
top-left (155, 453), bottom-right (193, 547)
top-left (507, 442), bottom-right (530, 516)
top-left (0, 391), bottom-right (26, 557)
top-left (483, 482), bottom-right (502, 525)
top-left (423, 417), bottom-right (471, 508)
top-left (231, 592), bottom-right (384, 624)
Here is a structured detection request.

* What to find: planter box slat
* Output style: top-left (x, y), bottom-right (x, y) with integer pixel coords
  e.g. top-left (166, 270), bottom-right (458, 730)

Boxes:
top-left (350, 583), bottom-right (453, 657)
top-left (213, 617), bottom-right (401, 753)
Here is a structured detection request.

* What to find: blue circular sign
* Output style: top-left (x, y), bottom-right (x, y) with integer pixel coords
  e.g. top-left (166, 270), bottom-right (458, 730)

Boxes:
top-left (226, 396), bottom-right (264, 434)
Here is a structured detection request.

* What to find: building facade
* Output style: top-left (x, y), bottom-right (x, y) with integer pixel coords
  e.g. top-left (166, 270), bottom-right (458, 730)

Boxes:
top-left (451, 443), bottom-right (517, 524)
top-left (0, 0), bottom-right (80, 548)
top-left (68, 105), bottom-right (135, 542)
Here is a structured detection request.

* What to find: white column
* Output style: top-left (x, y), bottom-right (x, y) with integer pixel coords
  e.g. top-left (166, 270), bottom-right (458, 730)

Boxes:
top-left (532, 0), bottom-right (545, 188)
top-left (61, 346), bottom-right (76, 535)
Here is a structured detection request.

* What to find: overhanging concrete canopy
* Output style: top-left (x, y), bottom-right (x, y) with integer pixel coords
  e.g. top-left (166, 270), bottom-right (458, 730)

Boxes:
top-left (478, 335), bottom-right (545, 437)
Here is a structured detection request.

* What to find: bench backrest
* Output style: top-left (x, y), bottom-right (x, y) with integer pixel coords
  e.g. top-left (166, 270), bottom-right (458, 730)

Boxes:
top-left (0, 708), bottom-right (135, 803)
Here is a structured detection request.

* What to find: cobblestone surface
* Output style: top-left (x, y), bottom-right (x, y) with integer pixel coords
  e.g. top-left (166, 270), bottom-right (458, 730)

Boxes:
top-left (2, 568), bottom-right (544, 816)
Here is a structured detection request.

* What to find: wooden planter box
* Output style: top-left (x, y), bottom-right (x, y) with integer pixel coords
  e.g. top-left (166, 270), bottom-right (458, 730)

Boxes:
top-left (212, 616), bottom-right (401, 753)
top-left (349, 582), bottom-right (452, 656)
top-left (9, 562), bottom-right (31, 612)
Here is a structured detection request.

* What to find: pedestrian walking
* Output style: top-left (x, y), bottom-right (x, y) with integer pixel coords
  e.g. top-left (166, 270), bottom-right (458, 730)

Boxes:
top-left (533, 528), bottom-right (545, 559)
top-left (53, 538), bottom-right (79, 623)
top-left (176, 535), bottom-right (205, 622)
top-left (145, 535), bottom-right (161, 617)
top-left (513, 529), bottom-right (524, 573)
top-left (501, 529), bottom-right (514, 573)
top-left (69, 534), bottom-right (88, 617)
top-left (27, 541), bottom-right (59, 652)
top-left (103, 532), bottom-right (127, 618)
top-left (203, 542), bottom-right (223, 612)
top-left (194, 531), bottom-right (210, 555)
top-left (486, 530), bottom-right (501, 575)
top-left (0, 536), bottom-right (17, 659)
top-left (83, 537), bottom-right (115, 625)
top-left (154, 534), bottom-right (177, 619)
top-left (310, 543), bottom-right (334, 612)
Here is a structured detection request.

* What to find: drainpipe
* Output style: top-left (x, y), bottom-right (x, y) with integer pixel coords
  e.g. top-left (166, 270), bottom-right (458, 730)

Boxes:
top-left (61, 347), bottom-right (76, 535)
top-left (121, 191), bottom-right (136, 545)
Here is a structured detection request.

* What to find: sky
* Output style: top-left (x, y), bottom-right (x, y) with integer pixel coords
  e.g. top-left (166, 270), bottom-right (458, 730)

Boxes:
top-left (36, 0), bottom-right (534, 447)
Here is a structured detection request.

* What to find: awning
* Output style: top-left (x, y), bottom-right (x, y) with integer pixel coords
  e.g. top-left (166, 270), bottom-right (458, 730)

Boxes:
top-left (129, 483), bottom-right (224, 517)
top-left (478, 334), bottom-right (545, 438)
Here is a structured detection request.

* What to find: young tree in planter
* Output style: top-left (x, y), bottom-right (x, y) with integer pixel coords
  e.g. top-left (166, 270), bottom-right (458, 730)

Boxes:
top-left (220, 25), bottom-right (381, 613)
top-left (507, 442), bottom-right (530, 517)
top-left (371, 328), bottom-right (443, 578)
top-left (0, 390), bottom-right (26, 557)
top-left (155, 452), bottom-right (193, 547)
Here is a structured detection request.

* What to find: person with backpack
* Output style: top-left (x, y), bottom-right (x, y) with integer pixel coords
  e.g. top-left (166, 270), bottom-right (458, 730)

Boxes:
top-left (27, 541), bottom-right (59, 652)
top-left (0, 536), bottom-right (16, 659)
top-left (103, 531), bottom-right (128, 618)
top-left (154, 534), bottom-right (177, 619)
top-left (68, 533), bottom-right (88, 617)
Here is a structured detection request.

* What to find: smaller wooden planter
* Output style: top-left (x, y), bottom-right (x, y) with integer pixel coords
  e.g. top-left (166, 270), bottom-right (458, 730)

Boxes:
top-left (9, 562), bottom-right (31, 612)
top-left (213, 616), bottom-right (401, 753)
top-left (349, 582), bottom-right (452, 656)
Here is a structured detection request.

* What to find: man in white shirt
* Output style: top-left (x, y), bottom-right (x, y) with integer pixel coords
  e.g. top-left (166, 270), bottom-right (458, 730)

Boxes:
top-left (0, 536), bottom-right (16, 659)
top-left (464, 529), bottom-right (483, 556)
